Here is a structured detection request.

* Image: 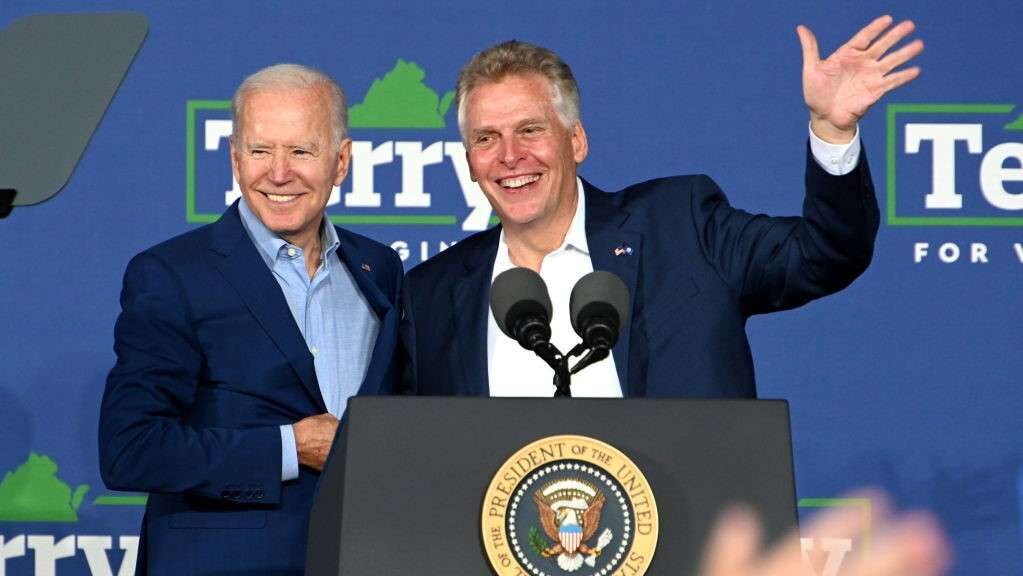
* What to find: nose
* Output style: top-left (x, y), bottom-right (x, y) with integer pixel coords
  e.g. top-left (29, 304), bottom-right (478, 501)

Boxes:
top-left (500, 136), bottom-right (525, 167)
top-left (268, 152), bottom-right (292, 184)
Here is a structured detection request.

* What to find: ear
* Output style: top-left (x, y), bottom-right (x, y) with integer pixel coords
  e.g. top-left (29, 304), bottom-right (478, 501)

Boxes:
top-left (333, 138), bottom-right (353, 186)
top-left (571, 121), bottom-right (589, 164)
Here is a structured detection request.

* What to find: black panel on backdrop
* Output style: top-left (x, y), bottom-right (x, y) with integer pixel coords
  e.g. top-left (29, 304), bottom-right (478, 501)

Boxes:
top-left (0, 12), bottom-right (147, 218)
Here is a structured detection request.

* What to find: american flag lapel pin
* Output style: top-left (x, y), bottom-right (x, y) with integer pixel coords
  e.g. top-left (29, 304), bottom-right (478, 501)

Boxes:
top-left (361, 263), bottom-right (372, 272)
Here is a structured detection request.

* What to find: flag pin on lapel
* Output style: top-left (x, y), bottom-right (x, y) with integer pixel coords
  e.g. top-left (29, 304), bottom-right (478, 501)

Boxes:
top-left (613, 245), bottom-right (634, 256)
top-left (361, 263), bottom-right (372, 272)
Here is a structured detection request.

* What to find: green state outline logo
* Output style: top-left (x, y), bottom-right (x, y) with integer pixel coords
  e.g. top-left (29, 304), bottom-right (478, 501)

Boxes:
top-left (0, 452), bottom-right (147, 523)
top-left (886, 102), bottom-right (1023, 227)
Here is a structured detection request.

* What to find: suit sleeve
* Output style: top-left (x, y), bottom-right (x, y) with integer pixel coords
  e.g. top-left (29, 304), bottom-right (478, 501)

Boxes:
top-left (692, 143), bottom-right (879, 316)
top-left (386, 247), bottom-right (414, 396)
top-left (397, 272), bottom-right (419, 395)
top-left (98, 251), bottom-right (283, 504)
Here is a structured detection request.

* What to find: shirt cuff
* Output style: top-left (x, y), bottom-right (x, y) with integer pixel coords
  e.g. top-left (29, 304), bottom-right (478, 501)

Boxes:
top-left (809, 122), bottom-right (861, 176)
top-left (280, 424), bottom-right (299, 481)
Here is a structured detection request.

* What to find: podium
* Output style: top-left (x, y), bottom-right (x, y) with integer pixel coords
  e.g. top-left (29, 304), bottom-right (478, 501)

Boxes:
top-left (307, 397), bottom-right (797, 575)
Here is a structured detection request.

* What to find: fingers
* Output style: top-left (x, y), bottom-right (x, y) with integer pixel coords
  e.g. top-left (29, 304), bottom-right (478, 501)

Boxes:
top-left (294, 413), bottom-right (339, 470)
top-left (882, 66), bottom-right (922, 93)
top-left (796, 24), bottom-right (820, 68)
top-left (755, 493), bottom-right (886, 576)
top-left (751, 530), bottom-right (814, 576)
top-left (846, 14), bottom-right (895, 50)
top-left (880, 38), bottom-right (924, 73)
top-left (700, 505), bottom-right (763, 576)
top-left (868, 19), bottom-right (917, 57)
top-left (842, 511), bottom-right (951, 576)
top-left (698, 493), bottom-right (950, 576)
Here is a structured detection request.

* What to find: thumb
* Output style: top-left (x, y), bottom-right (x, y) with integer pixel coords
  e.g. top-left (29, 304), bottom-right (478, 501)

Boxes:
top-left (796, 24), bottom-right (820, 69)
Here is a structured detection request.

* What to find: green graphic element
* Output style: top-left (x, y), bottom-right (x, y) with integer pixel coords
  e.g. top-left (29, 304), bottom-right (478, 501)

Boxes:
top-left (886, 103), bottom-right (1023, 227)
top-left (0, 453), bottom-right (90, 522)
top-left (186, 99), bottom-right (231, 225)
top-left (1005, 112), bottom-right (1023, 131)
top-left (350, 59), bottom-right (455, 129)
top-left (93, 494), bottom-right (148, 506)
top-left (799, 497), bottom-right (872, 551)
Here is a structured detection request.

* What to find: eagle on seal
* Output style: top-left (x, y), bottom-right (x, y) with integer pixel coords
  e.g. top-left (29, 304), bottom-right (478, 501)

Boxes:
top-left (533, 488), bottom-right (612, 572)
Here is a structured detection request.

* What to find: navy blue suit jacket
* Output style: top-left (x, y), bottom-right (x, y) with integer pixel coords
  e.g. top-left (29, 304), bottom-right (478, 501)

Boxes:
top-left (99, 203), bottom-right (402, 575)
top-left (401, 147), bottom-right (877, 398)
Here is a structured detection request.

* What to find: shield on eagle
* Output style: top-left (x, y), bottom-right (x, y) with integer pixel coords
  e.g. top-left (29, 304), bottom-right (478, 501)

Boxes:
top-left (559, 522), bottom-right (583, 553)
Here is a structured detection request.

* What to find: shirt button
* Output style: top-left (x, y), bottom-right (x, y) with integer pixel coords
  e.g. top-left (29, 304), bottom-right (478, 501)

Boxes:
top-left (287, 247), bottom-right (297, 257)
top-left (310, 345), bottom-right (319, 356)
top-left (830, 157), bottom-right (839, 165)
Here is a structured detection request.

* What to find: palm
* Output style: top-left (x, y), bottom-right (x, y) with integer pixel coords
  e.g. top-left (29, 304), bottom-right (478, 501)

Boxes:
top-left (799, 16), bottom-right (923, 137)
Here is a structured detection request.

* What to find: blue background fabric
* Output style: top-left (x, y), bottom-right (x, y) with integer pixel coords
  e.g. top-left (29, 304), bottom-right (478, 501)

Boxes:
top-left (1, 1), bottom-right (1020, 574)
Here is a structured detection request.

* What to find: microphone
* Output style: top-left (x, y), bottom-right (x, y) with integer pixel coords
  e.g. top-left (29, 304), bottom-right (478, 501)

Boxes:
top-left (490, 267), bottom-right (553, 350)
top-left (569, 271), bottom-right (630, 373)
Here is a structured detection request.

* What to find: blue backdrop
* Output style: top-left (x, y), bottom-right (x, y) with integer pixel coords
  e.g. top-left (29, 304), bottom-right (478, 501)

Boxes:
top-left (1, 1), bottom-right (1021, 574)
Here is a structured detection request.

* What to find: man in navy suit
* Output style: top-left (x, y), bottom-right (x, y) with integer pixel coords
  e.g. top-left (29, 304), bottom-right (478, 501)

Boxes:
top-left (99, 64), bottom-right (402, 575)
top-left (402, 17), bottom-right (922, 398)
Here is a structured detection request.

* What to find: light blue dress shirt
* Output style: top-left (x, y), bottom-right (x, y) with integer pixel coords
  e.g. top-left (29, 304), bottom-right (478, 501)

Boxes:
top-left (238, 198), bottom-right (380, 481)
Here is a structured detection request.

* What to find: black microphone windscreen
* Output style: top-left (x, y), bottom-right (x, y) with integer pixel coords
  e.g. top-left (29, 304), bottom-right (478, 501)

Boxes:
top-left (490, 267), bottom-right (553, 339)
top-left (569, 271), bottom-right (630, 335)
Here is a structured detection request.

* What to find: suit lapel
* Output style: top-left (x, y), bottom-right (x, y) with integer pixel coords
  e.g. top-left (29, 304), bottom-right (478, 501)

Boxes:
top-left (209, 205), bottom-right (326, 412)
top-left (334, 229), bottom-right (396, 396)
top-left (583, 180), bottom-right (642, 397)
top-left (453, 227), bottom-right (500, 396)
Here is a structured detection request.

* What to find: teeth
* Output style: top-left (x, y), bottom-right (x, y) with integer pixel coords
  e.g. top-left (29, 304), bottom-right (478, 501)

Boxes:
top-left (499, 174), bottom-right (540, 189)
top-left (266, 193), bottom-right (296, 203)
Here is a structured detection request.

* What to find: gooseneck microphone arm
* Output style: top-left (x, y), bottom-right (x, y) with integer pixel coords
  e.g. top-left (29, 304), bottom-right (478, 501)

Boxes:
top-left (531, 342), bottom-right (573, 397)
top-left (569, 347), bottom-right (609, 375)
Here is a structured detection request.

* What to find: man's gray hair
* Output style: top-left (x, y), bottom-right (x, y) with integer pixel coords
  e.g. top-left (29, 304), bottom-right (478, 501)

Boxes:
top-left (455, 40), bottom-right (581, 141)
top-left (231, 63), bottom-right (348, 149)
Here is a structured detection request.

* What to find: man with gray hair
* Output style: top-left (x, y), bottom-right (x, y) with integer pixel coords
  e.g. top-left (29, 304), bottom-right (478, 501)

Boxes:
top-left (402, 16), bottom-right (922, 400)
top-left (99, 63), bottom-right (402, 575)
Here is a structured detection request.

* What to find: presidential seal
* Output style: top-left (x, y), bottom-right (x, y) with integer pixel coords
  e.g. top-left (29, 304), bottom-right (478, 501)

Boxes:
top-left (482, 435), bottom-right (658, 576)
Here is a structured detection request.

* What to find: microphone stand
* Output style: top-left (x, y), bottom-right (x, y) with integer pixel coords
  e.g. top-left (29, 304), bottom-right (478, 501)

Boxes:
top-left (530, 342), bottom-right (573, 397)
top-left (530, 341), bottom-right (606, 398)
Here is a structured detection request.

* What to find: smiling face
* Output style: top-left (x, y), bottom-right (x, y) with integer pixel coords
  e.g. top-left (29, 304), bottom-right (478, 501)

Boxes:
top-left (231, 86), bottom-right (351, 250)
top-left (464, 74), bottom-right (588, 239)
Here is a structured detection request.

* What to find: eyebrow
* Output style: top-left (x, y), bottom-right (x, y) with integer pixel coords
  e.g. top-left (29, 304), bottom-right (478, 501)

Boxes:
top-left (470, 117), bottom-right (548, 136)
top-left (516, 117), bottom-right (547, 128)
top-left (245, 141), bottom-right (321, 152)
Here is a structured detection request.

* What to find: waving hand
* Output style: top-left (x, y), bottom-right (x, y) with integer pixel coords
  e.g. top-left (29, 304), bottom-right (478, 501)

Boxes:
top-left (798, 15), bottom-right (924, 143)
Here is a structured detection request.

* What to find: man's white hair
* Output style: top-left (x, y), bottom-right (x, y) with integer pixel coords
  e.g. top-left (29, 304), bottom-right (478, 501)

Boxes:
top-left (231, 63), bottom-right (348, 149)
top-left (455, 40), bottom-right (581, 142)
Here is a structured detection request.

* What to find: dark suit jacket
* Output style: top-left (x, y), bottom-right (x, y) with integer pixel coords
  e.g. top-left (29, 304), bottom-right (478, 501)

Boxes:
top-left (401, 147), bottom-right (877, 398)
top-left (98, 203), bottom-right (402, 575)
